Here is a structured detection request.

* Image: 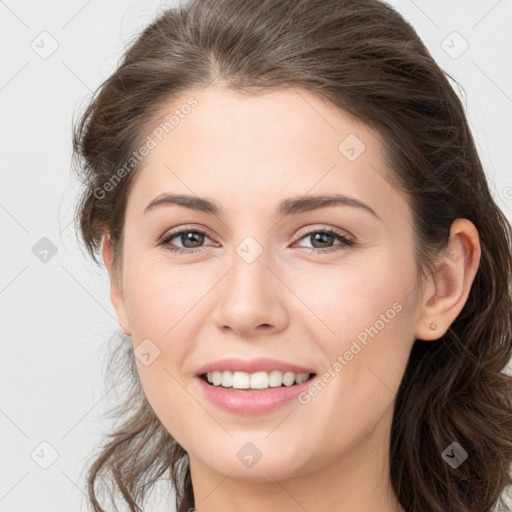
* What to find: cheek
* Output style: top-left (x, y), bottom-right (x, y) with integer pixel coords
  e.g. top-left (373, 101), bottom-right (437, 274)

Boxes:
top-left (295, 256), bottom-right (410, 338)
top-left (293, 272), bottom-right (414, 452)
top-left (123, 265), bottom-right (199, 441)
top-left (295, 251), bottom-right (416, 392)
top-left (123, 253), bottom-right (204, 338)
top-left (133, 358), bottom-right (199, 453)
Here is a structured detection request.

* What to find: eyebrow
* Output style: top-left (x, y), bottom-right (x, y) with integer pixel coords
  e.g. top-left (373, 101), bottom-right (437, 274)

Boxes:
top-left (143, 193), bottom-right (381, 220)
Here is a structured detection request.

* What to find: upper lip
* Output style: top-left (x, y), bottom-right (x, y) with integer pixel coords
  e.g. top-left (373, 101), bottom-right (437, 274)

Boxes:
top-left (194, 357), bottom-right (316, 376)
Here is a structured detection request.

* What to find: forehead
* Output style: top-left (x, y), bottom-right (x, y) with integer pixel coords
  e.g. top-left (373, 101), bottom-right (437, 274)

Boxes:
top-left (126, 86), bottom-right (407, 225)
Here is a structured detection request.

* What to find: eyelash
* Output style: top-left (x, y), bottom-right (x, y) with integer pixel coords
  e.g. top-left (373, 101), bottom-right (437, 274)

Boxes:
top-left (159, 225), bottom-right (355, 255)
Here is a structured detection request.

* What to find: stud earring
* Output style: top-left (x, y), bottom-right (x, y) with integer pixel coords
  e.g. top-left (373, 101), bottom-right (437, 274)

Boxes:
top-left (430, 322), bottom-right (437, 330)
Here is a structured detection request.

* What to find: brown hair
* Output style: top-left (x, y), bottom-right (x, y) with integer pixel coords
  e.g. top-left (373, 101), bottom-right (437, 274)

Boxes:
top-left (72, 0), bottom-right (512, 510)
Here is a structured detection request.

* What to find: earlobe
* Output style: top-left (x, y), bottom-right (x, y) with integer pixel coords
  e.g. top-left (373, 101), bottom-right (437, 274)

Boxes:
top-left (414, 218), bottom-right (481, 341)
top-left (101, 232), bottom-right (132, 337)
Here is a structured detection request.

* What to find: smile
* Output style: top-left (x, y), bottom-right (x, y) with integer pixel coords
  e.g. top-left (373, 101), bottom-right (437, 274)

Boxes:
top-left (196, 371), bottom-right (317, 415)
top-left (203, 370), bottom-right (312, 390)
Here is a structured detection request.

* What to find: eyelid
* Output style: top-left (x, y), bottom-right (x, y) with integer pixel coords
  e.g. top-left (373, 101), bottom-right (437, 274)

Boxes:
top-left (159, 223), bottom-right (214, 242)
top-left (294, 223), bottom-right (353, 240)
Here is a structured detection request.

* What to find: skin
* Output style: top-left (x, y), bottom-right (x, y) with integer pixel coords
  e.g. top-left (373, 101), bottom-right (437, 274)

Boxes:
top-left (102, 85), bottom-right (481, 512)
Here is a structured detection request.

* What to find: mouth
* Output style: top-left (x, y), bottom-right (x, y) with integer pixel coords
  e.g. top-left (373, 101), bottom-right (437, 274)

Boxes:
top-left (195, 367), bottom-right (318, 414)
top-left (198, 371), bottom-right (317, 391)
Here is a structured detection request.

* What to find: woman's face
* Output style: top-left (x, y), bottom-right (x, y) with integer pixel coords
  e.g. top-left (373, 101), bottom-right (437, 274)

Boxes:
top-left (107, 86), bottom-right (427, 484)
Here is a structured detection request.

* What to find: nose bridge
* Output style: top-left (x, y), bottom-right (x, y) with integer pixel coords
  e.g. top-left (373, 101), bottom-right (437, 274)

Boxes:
top-left (212, 230), bottom-right (288, 334)
top-left (227, 232), bottom-right (274, 299)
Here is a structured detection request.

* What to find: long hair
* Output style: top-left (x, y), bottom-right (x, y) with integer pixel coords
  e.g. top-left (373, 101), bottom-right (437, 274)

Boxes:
top-left (71, 1), bottom-right (512, 510)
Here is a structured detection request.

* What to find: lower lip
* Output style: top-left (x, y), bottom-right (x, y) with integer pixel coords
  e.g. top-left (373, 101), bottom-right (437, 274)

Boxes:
top-left (195, 375), bottom-right (316, 415)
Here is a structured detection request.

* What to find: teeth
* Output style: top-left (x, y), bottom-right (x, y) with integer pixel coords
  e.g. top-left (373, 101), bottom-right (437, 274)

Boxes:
top-left (205, 370), bottom-right (311, 389)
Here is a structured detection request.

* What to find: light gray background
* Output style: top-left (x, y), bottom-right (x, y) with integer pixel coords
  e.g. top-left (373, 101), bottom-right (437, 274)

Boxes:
top-left (1, 1), bottom-right (511, 511)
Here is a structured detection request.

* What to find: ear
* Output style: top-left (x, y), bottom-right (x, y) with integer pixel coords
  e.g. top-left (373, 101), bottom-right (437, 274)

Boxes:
top-left (102, 232), bottom-right (132, 337)
top-left (414, 218), bottom-right (481, 341)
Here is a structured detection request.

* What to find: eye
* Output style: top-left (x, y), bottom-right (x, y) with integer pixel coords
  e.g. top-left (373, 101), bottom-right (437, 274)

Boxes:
top-left (293, 227), bottom-right (354, 254)
top-left (159, 225), bottom-right (215, 254)
top-left (159, 225), bottom-right (355, 255)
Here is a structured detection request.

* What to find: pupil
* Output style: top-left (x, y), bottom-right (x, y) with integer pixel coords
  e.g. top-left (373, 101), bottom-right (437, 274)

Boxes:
top-left (183, 231), bottom-right (204, 248)
top-left (312, 233), bottom-right (333, 248)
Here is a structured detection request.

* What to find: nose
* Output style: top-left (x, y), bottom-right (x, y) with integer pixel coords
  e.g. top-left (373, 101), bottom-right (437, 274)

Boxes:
top-left (212, 247), bottom-right (289, 338)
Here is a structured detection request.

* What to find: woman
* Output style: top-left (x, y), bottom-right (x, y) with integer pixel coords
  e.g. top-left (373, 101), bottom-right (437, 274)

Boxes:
top-left (72, 0), bottom-right (512, 510)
